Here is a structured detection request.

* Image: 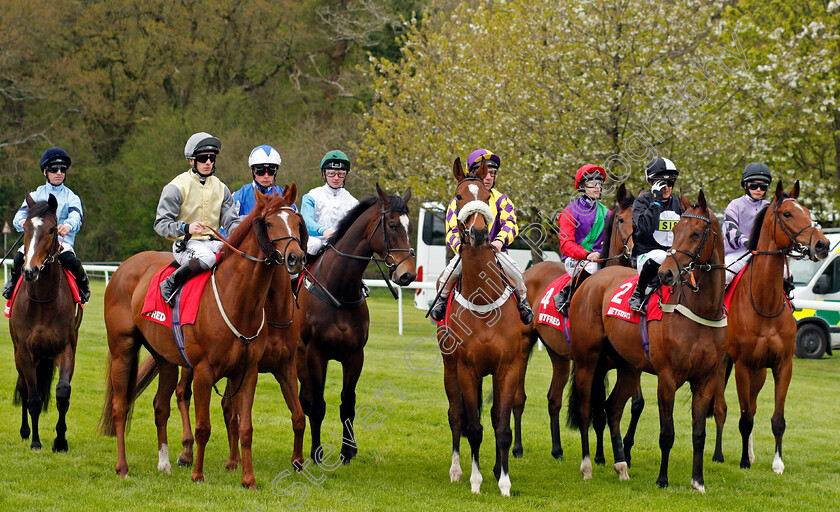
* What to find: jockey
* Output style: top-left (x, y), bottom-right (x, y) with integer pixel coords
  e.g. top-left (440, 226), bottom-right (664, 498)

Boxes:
top-left (154, 132), bottom-right (241, 306)
top-left (723, 162), bottom-right (793, 295)
top-left (232, 144), bottom-right (296, 219)
top-left (628, 156), bottom-right (685, 312)
top-left (429, 148), bottom-right (534, 324)
top-left (3, 147), bottom-right (90, 303)
top-left (300, 150), bottom-right (359, 255)
top-left (553, 164), bottom-right (610, 316)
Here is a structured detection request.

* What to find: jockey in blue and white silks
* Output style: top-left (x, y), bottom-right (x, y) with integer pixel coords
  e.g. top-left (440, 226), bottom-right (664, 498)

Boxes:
top-left (300, 150), bottom-right (358, 255)
top-left (3, 147), bottom-right (91, 303)
top-left (232, 144), bottom-right (297, 220)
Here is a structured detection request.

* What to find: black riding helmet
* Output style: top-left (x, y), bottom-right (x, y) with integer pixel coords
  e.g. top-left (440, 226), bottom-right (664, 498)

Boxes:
top-left (645, 156), bottom-right (679, 182)
top-left (741, 162), bottom-right (772, 187)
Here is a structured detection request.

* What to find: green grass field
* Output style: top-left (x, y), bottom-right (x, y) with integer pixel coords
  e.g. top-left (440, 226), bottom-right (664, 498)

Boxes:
top-left (0, 282), bottom-right (838, 511)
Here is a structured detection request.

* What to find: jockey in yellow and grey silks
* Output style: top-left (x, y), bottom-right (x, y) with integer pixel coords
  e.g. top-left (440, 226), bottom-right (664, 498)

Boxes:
top-left (430, 148), bottom-right (534, 324)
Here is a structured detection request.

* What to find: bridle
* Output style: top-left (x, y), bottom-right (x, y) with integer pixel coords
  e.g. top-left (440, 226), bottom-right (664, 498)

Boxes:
top-left (603, 211), bottom-right (633, 265)
top-left (455, 176), bottom-right (493, 248)
top-left (25, 214), bottom-right (62, 304)
top-left (205, 206), bottom-right (303, 266)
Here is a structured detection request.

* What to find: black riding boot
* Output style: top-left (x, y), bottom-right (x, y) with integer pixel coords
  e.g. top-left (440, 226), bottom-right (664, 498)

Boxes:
top-left (628, 260), bottom-right (659, 313)
top-left (429, 293), bottom-right (448, 322)
top-left (2, 251), bottom-right (24, 300)
top-left (512, 288), bottom-right (534, 325)
top-left (556, 270), bottom-right (591, 317)
top-left (58, 251), bottom-right (91, 304)
top-left (160, 259), bottom-right (203, 307)
top-left (783, 275), bottom-right (795, 300)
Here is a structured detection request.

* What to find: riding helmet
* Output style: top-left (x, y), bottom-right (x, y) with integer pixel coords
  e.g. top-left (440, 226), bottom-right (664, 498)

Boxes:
top-left (741, 162), bottom-right (772, 186)
top-left (184, 132), bottom-right (221, 161)
top-left (40, 147), bottom-right (71, 171)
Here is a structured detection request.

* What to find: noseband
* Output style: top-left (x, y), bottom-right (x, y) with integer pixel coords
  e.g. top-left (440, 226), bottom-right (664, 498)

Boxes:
top-left (769, 198), bottom-right (817, 258)
top-left (455, 176), bottom-right (493, 247)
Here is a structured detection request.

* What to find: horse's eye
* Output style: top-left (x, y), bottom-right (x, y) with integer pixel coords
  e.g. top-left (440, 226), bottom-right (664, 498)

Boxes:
top-left (455, 194), bottom-right (462, 201)
top-left (49, 228), bottom-right (56, 234)
top-left (691, 232), bottom-right (700, 239)
top-left (616, 217), bottom-right (624, 224)
top-left (265, 222), bottom-right (273, 228)
top-left (783, 211), bottom-right (792, 218)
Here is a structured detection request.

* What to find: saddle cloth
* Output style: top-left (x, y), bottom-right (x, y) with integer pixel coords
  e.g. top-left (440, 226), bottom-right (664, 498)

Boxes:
top-left (604, 275), bottom-right (670, 324)
top-left (140, 263), bottom-right (213, 328)
top-left (5, 268), bottom-right (83, 318)
top-left (536, 274), bottom-right (572, 328)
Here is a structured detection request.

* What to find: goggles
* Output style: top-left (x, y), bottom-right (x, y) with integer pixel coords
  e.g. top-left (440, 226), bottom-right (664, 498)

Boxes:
top-left (194, 154), bottom-right (216, 163)
top-left (252, 165), bottom-right (278, 177)
top-left (746, 182), bottom-right (768, 191)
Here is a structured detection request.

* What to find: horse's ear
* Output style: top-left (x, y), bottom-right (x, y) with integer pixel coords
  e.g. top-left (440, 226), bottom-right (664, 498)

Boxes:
top-left (284, 183), bottom-right (298, 205)
top-left (616, 183), bottom-right (627, 205)
top-left (791, 180), bottom-right (800, 199)
top-left (48, 193), bottom-right (58, 214)
top-left (402, 187), bottom-right (412, 203)
top-left (775, 181), bottom-right (784, 202)
top-left (453, 157), bottom-right (465, 182)
top-left (376, 182), bottom-right (391, 208)
top-left (254, 188), bottom-right (267, 209)
top-left (25, 192), bottom-right (35, 209)
top-left (679, 193), bottom-right (691, 211)
top-left (475, 159), bottom-right (488, 181)
top-left (697, 189), bottom-right (707, 211)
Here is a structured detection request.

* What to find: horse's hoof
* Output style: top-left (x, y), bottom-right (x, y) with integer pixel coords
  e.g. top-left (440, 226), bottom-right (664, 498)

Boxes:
top-left (52, 438), bottom-right (68, 453)
top-left (551, 446), bottom-right (564, 460)
top-left (498, 471), bottom-right (511, 497)
top-left (740, 460), bottom-right (751, 469)
top-left (656, 477), bottom-right (668, 489)
top-left (176, 456), bottom-right (193, 468)
top-left (191, 473), bottom-right (205, 483)
top-left (116, 467), bottom-right (129, 479)
top-left (614, 461), bottom-right (629, 481)
top-left (450, 466), bottom-right (463, 482)
top-left (20, 429), bottom-right (30, 440)
top-left (242, 482), bottom-right (257, 490)
top-left (712, 453), bottom-right (724, 464)
top-left (580, 458), bottom-right (592, 480)
top-left (691, 479), bottom-right (706, 493)
top-left (772, 454), bottom-right (785, 474)
top-left (225, 461), bottom-right (239, 472)
top-left (512, 445), bottom-right (523, 459)
top-left (30, 441), bottom-right (41, 451)
top-left (594, 455), bottom-right (606, 466)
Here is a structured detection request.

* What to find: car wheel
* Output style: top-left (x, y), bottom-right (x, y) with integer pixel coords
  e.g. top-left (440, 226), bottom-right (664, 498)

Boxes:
top-left (795, 323), bottom-right (828, 359)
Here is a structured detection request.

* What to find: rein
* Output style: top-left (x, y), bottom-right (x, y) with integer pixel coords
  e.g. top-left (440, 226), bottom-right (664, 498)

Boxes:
top-left (203, 206), bottom-right (302, 266)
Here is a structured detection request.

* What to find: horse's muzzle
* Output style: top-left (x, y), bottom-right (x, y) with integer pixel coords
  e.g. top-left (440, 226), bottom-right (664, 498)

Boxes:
top-left (394, 270), bottom-right (416, 287)
top-left (469, 226), bottom-right (487, 247)
top-left (23, 268), bottom-right (39, 282)
top-left (284, 251), bottom-right (305, 275)
top-left (812, 239), bottom-right (829, 261)
top-left (659, 267), bottom-right (678, 287)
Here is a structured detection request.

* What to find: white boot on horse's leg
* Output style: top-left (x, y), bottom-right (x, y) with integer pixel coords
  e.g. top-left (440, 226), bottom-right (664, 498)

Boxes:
top-left (748, 432), bottom-right (755, 464)
top-left (158, 443), bottom-right (171, 474)
top-left (498, 470), bottom-right (511, 497)
top-left (614, 461), bottom-right (629, 481)
top-left (449, 451), bottom-right (462, 482)
top-left (581, 456), bottom-right (592, 480)
top-left (470, 459), bottom-right (482, 494)
top-left (691, 478), bottom-right (706, 493)
top-left (772, 450), bottom-right (785, 474)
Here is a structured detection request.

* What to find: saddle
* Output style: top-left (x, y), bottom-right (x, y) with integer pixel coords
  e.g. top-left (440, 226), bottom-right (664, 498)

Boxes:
top-left (4, 268), bottom-right (83, 318)
top-left (140, 262), bottom-right (213, 328)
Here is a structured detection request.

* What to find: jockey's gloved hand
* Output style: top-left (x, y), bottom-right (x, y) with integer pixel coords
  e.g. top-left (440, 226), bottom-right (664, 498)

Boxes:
top-left (651, 181), bottom-right (666, 202)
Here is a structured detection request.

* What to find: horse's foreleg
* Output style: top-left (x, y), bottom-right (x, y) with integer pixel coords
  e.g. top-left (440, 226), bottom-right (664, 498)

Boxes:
top-left (458, 364), bottom-right (483, 494)
top-left (546, 348), bottom-right (570, 461)
top-left (16, 374), bottom-right (30, 441)
top-left (175, 368), bottom-right (194, 467)
top-left (624, 384), bottom-right (645, 468)
top-left (153, 363), bottom-right (179, 474)
top-left (17, 352), bottom-right (44, 450)
top-left (338, 351), bottom-right (364, 463)
top-left (655, 375), bottom-right (677, 489)
top-left (749, 367), bottom-right (767, 465)
top-left (712, 354), bottom-right (729, 464)
top-left (605, 368), bottom-right (639, 481)
top-left (770, 359), bottom-right (792, 474)
top-left (592, 371), bottom-right (608, 466)
top-left (734, 361), bottom-right (755, 469)
top-left (222, 379), bottom-right (240, 472)
top-left (305, 347), bottom-right (328, 464)
top-left (494, 367), bottom-right (519, 497)
top-left (442, 354), bottom-right (463, 482)
top-left (511, 336), bottom-right (534, 459)
top-left (689, 376), bottom-right (716, 493)
top-left (52, 343), bottom-right (76, 453)
top-left (275, 365), bottom-right (306, 470)
top-left (190, 367), bottom-right (214, 483)
top-left (236, 367), bottom-right (260, 490)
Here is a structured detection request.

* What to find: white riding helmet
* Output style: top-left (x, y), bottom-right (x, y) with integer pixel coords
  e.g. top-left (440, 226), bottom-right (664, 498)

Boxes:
top-left (248, 144), bottom-right (282, 168)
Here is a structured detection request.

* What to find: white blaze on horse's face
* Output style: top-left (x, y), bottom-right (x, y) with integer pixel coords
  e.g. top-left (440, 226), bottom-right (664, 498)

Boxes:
top-left (278, 211), bottom-right (292, 234)
top-left (25, 217), bottom-right (44, 270)
top-left (467, 184), bottom-right (480, 200)
top-left (399, 214), bottom-right (409, 236)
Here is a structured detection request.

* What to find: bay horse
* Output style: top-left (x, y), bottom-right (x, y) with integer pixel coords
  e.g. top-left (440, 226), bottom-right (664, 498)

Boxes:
top-left (512, 183), bottom-right (637, 462)
top-left (711, 181), bottom-right (828, 472)
top-left (9, 193), bottom-right (83, 451)
top-left (568, 191), bottom-right (726, 492)
top-left (296, 184), bottom-right (415, 464)
top-left (437, 157), bottom-right (522, 496)
top-left (100, 186), bottom-right (306, 489)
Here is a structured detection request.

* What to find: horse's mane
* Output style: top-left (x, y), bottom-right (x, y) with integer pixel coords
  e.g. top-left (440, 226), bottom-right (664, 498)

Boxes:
top-left (326, 193), bottom-right (409, 246)
top-left (223, 193), bottom-right (291, 258)
top-left (599, 190), bottom-right (636, 259)
top-left (26, 200), bottom-right (55, 221)
top-left (746, 204), bottom-right (770, 252)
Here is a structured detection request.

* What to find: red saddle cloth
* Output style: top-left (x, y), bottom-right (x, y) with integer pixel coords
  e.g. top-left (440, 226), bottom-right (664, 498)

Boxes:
top-left (604, 275), bottom-right (671, 324)
top-left (140, 264), bottom-right (213, 328)
top-left (723, 263), bottom-right (748, 313)
top-left (5, 269), bottom-right (83, 318)
top-left (536, 274), bottom-right (572, 329)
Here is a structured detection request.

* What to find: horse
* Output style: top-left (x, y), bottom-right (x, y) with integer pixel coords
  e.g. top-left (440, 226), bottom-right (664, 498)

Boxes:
top-left (9, 193), bottom-right (83, 452)
top-left (296, 184), bottom-right (415, 465)
top-left (512, 183), bottom-right (637, 463)
top-left (711, 181), bottom-right (829, 472)
top-left (99, 186), bottom-right (306, 489)
top-left (132, 202), bottom-right (309, 472)
top-left (568, 190), bottom-right (727, 492)
top-left (437, 157), bottom-right (523, 496)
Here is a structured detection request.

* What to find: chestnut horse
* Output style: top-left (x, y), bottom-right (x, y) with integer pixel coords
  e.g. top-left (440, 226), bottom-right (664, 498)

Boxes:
top-left (568, 191), bottom-right (726, 492)
top-left (9, 193), bottom-right (83, 451)
top-left (712, 181), bottom-right (828, 472)
top-left (100, 187), bottom-right (306, 489)
top-left (296, 184), bottom-right (415, 464)
top-left (437, 158), bottom-right (522, 496)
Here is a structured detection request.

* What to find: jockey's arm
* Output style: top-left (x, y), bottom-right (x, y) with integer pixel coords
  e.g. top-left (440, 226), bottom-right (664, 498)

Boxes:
top-left (300, 194), bottom-right (326, 236)
top-left (557, 208), bottom-right (590, 260)
top-left (723, 199), bottom-right (747, 251)
top-left (154, 184), bottom-right (186, 240)
top-left (493, 193), bottom-right (518, 249)
top-left (219, 186), bottom-right (241, 236)
top-left (444, 198), bottom-right (461, 254)
top-left (62, 190), bottom-right (83, 235)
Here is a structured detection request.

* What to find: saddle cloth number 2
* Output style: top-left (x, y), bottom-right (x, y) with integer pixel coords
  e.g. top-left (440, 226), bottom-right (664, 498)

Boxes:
top-left (611, 282), bottom-right (634, 304)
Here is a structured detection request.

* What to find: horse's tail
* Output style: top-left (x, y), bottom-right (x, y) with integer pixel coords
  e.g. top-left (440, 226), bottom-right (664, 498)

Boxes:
top-left (37, 360), bottom-right (56, 412)
top-left (99, 352), bottom-right (139, 437)
top-left (567, 362), bottom-right (582, 429)
top-left (134, 355), bottom-right (160, 399)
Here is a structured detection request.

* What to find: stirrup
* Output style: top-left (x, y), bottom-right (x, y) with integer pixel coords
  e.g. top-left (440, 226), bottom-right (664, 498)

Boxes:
top-left (430, 296), bottom-right (447, 322)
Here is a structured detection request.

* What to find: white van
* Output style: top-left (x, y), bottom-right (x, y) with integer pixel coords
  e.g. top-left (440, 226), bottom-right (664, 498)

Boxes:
top-left (413, 202), bottom-right (561, 310)
top-left (789, 230), bottom-right (840, 358)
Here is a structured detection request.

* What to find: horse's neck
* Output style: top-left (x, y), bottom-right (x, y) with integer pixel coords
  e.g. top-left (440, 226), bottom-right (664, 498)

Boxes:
top-left (749, 226), bottom-right (786, 309)
top-left (318, 209), bottom-right (374, 300)
top-left (269, 267), bottom-right (294, 319)
top-left (26, 261), bottom-right (63, 301)
top-left (217, 237), bottom-right (273, 329)
top-left (459, 245), bottom-right (505, 302)
top-left (683, 242), bottom-right (726, 319)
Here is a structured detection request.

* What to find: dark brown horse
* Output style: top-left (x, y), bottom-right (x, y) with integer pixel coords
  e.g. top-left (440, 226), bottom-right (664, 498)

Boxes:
top-left (437, 158), bottom-right (522, 496)
top-left (9, 193), bottom-right (83, 451)
top-left (568, 191), bottom-right (726, 492)
top-left (712, 181), bottom-right (829, 472)
top-left (100, 186), bottom-right (306, 489)
top-left (513, 184), bottom-right (636, 462)
top-left (296, 184), bottom-right (415, 464)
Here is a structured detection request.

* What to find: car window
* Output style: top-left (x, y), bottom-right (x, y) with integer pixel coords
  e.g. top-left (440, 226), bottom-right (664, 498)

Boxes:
top-left (790, 257), bottom-right (825, 286)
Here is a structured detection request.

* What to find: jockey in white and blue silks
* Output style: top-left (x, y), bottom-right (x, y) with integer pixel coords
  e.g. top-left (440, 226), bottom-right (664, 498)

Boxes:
top-left (3, 147), bottom-right (91, 303)
top-left (232, 144), bottom-right (297, 221)
top-left (300, 150), bottom-right (359, 255)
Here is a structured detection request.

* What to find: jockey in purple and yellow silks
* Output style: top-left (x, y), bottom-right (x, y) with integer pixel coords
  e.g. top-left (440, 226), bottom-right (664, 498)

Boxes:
top-left (429, 148), bottom-right (533, 324)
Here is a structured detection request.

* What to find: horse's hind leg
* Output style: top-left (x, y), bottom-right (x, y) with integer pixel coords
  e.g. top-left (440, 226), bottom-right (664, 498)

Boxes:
top-left (338, 350), bottom-right (364, 463)
top-left (689, 375), bottom-right (716, 493)
top-left (623, 384), bottom-right (645, 467)
top-left (175, 368), bottom-right (195, 467)
top-left (734, 361), bottom-right (760, 469)
top-left (190, 366), bottom-right (214, 483)
top-left (604, 367), bottom-right (639, 481)
top-left (655, 374), bottom-right (678, 489)
top-left (592, 370), bottom-right (608, 466)
top-left (546, 346), bottom-right (570, 461)
top-left (16, 374), bottom-right (30, 441)
top-left (494, 366), bottom-right (519, 497)
top-left (234, 367), bottom-right (260, 489)
top-left (712, 354), bottom-right (730, 464)
top-left (770, 360), bottom-right (792, 474)
top-left (222, 379), bottom-right (241, 472)
top-left (511, 336), bottom-right (534, 459)
top-left (16, 351), bottom-right (46, 450)
top-left (153, 362), bottom-right (179, 474)
top-left (52, 343), bottom-right (76, 453)
top-left (305, 347), bottom-right (329, 464)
